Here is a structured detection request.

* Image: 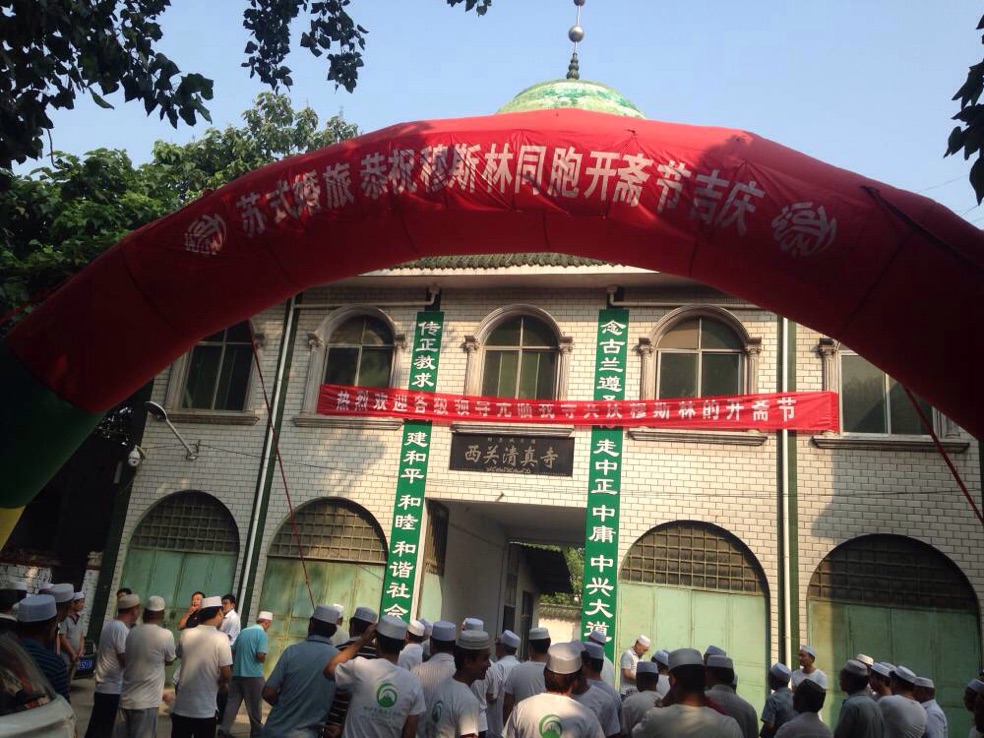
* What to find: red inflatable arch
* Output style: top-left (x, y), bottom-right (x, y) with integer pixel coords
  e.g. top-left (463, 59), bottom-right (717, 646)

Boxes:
top-left (1, 108), bottom-right (981, 535)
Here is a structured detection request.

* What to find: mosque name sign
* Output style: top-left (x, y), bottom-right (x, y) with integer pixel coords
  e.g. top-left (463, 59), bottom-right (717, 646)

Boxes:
top-left (317, 385), bottom-right (839, 433)
top-left (449, 434), bottom-right (575, 477)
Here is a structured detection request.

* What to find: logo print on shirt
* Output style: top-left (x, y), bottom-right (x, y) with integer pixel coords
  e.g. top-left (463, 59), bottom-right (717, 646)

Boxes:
top-left (431, 700), bottom-right (444, 723)
top-left (538, 714), bottom-right (563, 738)
top-left (377, 682), bottom-right (398, 708)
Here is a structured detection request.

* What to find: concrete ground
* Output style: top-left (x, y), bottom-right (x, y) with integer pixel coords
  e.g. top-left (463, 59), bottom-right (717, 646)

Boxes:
top-left (71, 677), bottom-right (271, 736)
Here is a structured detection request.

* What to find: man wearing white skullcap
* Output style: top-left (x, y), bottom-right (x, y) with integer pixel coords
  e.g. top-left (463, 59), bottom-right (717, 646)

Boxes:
top-left (86, 593), bottom-right (142, 738)
top-left (620, 662), bottom-right (660, 736)
top-left (117, 595), bottom-right (176, 738)
top-left (775, 678), bottom-right (830, 738)
top-left (171, 596), bottom-right (234, 736)
top-left (792, 646), bottom-right (828, 691)
top-left (913, 677), bottom-right (946, 738)
top-left (572, 642), bottom-right (621, 738)
top-left (586, 630), bottom-right (617, 689)
top-left (58, 591), bottom-right (86, 681)
top-left (414, 620), bottom-right (459, 713)
top-left (868, 663), bottom-right (894, 701)
top-left (761, 663), bottom-right (795, 738)
top-left (461, 618), bottom-right (491, 737)
top-left (833, 659), bottom-right (885, 738)
top-left (399, 619), bottom-right (427, 672)
top-left (877, 665), bottom-right (926, 738)
top-left (487, 631), bottom-right (522, 738)
top-left (16, 593), bottom-right (71, 701)
top-left (325, 605), bottom-right (381, 733)
top-left (504, 643), bottom-right (604, 738)
top-left (262, 604), bottom-right (341, 737)
top-left (649, 650), bottom-right (670, 700)
top-left (326, 615), bottom-right (426, 738)
top-left (619, 635), bottom-right (650, 696)
top-left (705, 655), bottom-right (758, 738)
top-left (631, 648), bottom-right (741, 738)
top-left (503, 627), bottom-right (552, 722)
top-left (331, 603), bottom-right (350, 646)
top-left (420, 630), bottom-right (492, 738)
top-left (220, 610), bottom-right (273, 736)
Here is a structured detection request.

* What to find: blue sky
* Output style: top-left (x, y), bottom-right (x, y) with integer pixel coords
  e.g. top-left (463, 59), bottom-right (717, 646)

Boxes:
top-left (31, 1), bottom-right (984, 223)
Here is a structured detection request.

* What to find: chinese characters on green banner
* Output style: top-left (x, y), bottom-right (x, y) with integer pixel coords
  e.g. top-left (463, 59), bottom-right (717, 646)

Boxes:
top-left (379, 311), bottom-right (445, 620)
top-left (580, 309), bottom-right (629, 660)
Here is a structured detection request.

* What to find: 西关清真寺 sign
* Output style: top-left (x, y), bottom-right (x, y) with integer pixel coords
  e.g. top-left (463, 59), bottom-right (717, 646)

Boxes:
top-left (449, 434), bottom-right (574, 477)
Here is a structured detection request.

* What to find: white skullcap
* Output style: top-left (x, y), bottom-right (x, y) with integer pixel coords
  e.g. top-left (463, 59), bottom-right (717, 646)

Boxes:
top-left (529, 627), bottom-right (550, 641)
top-left (500, 630), bottom-right (521, 649)
top-left (407, 619), bottom-right (425, 637)
top-left (872, 662), bottom-right (895, 678)
top-left (49, 583), bottom-right (74, 604)
top-left (855, 653), bottom-right (875, 667)
top-left (893, 665), bottom-right (917, 684)
top-left (799, 644), bottom-right (816, 658)
top-left (707, 654), bottom-right (734, 670)
top-left (704, 645), bottom-right (727, 658)
top-left (200, 596), bottom-right (223, 609)
top-left (457, 630), bottom-right (490, 650)
top-left (587, 629), bottom-right (610, 644)
top-left (376, 614), bottom-right (408, 640)
top-left (584, 642), bottom-right (604, 660)
top-left (770, 662), bottom-right (792, 681)
top-left (546, 643), bottom-right (582, 675)
top-left (118, 594), bottom-right (141, 610)
top-left (653, 649), bottom-right (670, 667)
top-left (462, 617), bottom-right (484, 631)
top-left (914, 677), bottom-right (934, 689)
top-left (636, 635), bottom-right (651, 648)
top-left (145, 595), bottom-right (166, 612)
top-left (258, 611), bottom-right (273, 622)
top-left (313, 605), bottom-right (341, 624)
top-left (636, 661), bottom-right (658, 675)
top-left (332, 603), bottom-right (345, 614)
top-left (353, 606), bottom-right (378, 623)
top-left (669, 648), bottom-right (704, 671)
top-left (842, 660), bottom-right (868, 678)
top-left (72, 591), bottom-right (85, 601)
top-left (967, 679), bottom-right (984, 694)
top-left (18, 594), bottom-right (56, 622)
top-left (431, 620), bottom-right (456, 641)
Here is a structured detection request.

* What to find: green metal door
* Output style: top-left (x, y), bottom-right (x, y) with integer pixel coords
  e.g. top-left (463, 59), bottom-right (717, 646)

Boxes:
top-left (618, 581), bottom-right (768, 712)
top-left (258, 557), bottom-right (385, 676)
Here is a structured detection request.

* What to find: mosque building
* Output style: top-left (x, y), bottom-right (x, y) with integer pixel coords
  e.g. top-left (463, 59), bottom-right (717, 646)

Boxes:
top-left (66, 15), bottom-right (982, 733)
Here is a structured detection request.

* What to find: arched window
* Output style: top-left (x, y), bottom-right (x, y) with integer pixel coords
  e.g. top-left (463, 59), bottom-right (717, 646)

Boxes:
top-left (268, 498), bottom-right (387, 563)
top-left (481, 316), bottom-right (559, 399)
top-left (656, 317), bottom-right (744, 399)
top-left (130, 491), bottom-right (239, 554)
top-left (324, 316), bottom-right (395, 388)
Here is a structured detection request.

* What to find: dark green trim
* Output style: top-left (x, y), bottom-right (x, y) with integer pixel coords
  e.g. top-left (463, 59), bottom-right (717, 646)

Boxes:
top-left (787, 323), bottom-right (800, 652)
top-left (239, 298), bottom-right (300, 616)
top-left (0, 341), bottom-right (104, 510)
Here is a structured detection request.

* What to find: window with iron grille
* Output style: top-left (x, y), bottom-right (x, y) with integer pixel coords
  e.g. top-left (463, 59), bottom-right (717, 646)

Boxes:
top-left (620, 521), bottom-right (765, 595)
top-left (130, 491), bottom-right (239, 554)
top-left (423, 501), bottom-right (448, 575)
top-left (269, 499), bottom-right (387, 563)
top-left (808, 535), bottom-right (976, 611)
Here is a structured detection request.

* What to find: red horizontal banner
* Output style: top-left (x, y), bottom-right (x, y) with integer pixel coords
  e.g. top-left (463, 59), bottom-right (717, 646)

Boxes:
top-left (317, 385), bottom-right (839, 432)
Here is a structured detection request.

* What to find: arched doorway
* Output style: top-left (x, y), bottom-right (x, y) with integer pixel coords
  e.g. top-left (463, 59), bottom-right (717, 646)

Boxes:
top-left (258, 498), bottom-right (387, 671)
top-left (617, 521), bottom-right (769, 711)
top-left (808, 535), bottom-right (980, 733)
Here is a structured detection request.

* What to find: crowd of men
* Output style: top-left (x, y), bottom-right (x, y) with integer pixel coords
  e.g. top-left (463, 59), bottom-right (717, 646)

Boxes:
top-left (3, 580), bottom-right (984, 738)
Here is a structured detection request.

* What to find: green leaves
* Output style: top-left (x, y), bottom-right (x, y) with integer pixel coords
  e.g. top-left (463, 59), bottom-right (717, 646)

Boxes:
top-left (946, 14), bottom-right (984, 204)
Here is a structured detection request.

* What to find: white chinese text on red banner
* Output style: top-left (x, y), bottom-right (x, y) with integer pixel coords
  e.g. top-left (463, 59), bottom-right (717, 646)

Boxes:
top-left (379, 312), bottom-right (444, 621)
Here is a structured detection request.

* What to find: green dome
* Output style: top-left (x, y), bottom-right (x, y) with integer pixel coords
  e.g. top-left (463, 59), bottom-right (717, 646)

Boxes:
top-left (497, 79), bottom-right (645, 119)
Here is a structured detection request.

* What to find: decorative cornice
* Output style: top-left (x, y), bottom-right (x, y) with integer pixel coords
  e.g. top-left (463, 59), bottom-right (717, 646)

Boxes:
top-left (166, 410), bottom-right (260, 426)
top-left (450, 421), bottom-right (576, 438)
top-left (811, 434), bottom-right (969, 453)
top-left (292, 414), bottom-right (403, 431)
top-left (629, 428), bottom-right (769, 446)
top-left (307, 332), bottom-right (324, 350)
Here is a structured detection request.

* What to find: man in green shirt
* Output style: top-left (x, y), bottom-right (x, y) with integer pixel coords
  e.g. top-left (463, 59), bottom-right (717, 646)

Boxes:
top-left (220, 610), bottom-right (273, 737)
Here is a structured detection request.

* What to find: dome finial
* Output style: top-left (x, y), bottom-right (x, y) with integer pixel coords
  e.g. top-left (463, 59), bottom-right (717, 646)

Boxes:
top-left (566, 0), bottom-right (586, 80)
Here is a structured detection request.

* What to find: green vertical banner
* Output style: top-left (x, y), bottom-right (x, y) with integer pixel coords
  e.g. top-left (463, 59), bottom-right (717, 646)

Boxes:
top-left (379, 311), bottom-right (445, 620)
top-left (580, 308), bottom-right (629, 660)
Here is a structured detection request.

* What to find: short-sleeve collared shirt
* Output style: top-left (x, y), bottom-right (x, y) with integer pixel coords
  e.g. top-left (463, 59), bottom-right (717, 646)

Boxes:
top-left (503, 661), bottom-right (546, 704)
top-left (94, 619), bottom-right (129, 694)
top-left (505, 692), bottom-right (605, 738)
top-left (619, 650), bottom-right (640, 695)
top-left (833, 690), bottom-right (885, 738)
top-left (420, 677), bottom-right (481, 738)
top-left (172, 624), bottom-right (234, 719)
top-left (262, 634), bottom-right (338, 738)
top-left (336, 657), bottom-right (426, 738)
top-left (232, 624), bottom-right (268, 678)
top-left (762, 687), bottom-right (795, 733)
top-left (620, 690), bottom-right (659, 736)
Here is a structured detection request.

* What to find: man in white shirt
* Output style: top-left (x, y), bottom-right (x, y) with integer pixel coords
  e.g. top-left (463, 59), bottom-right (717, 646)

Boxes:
top-left (172, 595), bottom-right (234, 738)
top-left (400, 620), bottom-right (427, 672)
top-left (118, 595), bottom-right (176, 738)
top-left (503, 627), bottom-right (551, 722)
top-left (632, 648), bottom-right (742, 738)
top-left (776, 678), bottom-right (831, 737)
top-left (219, 594), bottom-right (241, 645)
top-left (59, 591), bottom-right (86, 681)
top-left (86, 593), bottom-right (142, 738)
top-left (912, 676), bottom-right (946, 738)
top-left (325, 615), bottom-right (427, 738)
top-left (705, 654), bottom-right (758, 738)
top-left (504, 642), bottom-right (604, 738)
top-left (877, 666), bottom-right (926, 738)
top-left (461, 617), bottom-right (490, 738)
top-left (791, 646), bottom-right (827, 691)
top-left (620, 662), bottom-right (660, 736)
top-left (619, 635), bottom-right (650, 696)
top-left (420, 629), bottom-right (491, 738)
top-left (585, 631), bottom-right (616, 689)
top-left (414, 621), bottom-right (459, 710)
top-left (486, 630), bottom-right (521, 738)
top-left (572, 643), bottom-right (621, 738)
